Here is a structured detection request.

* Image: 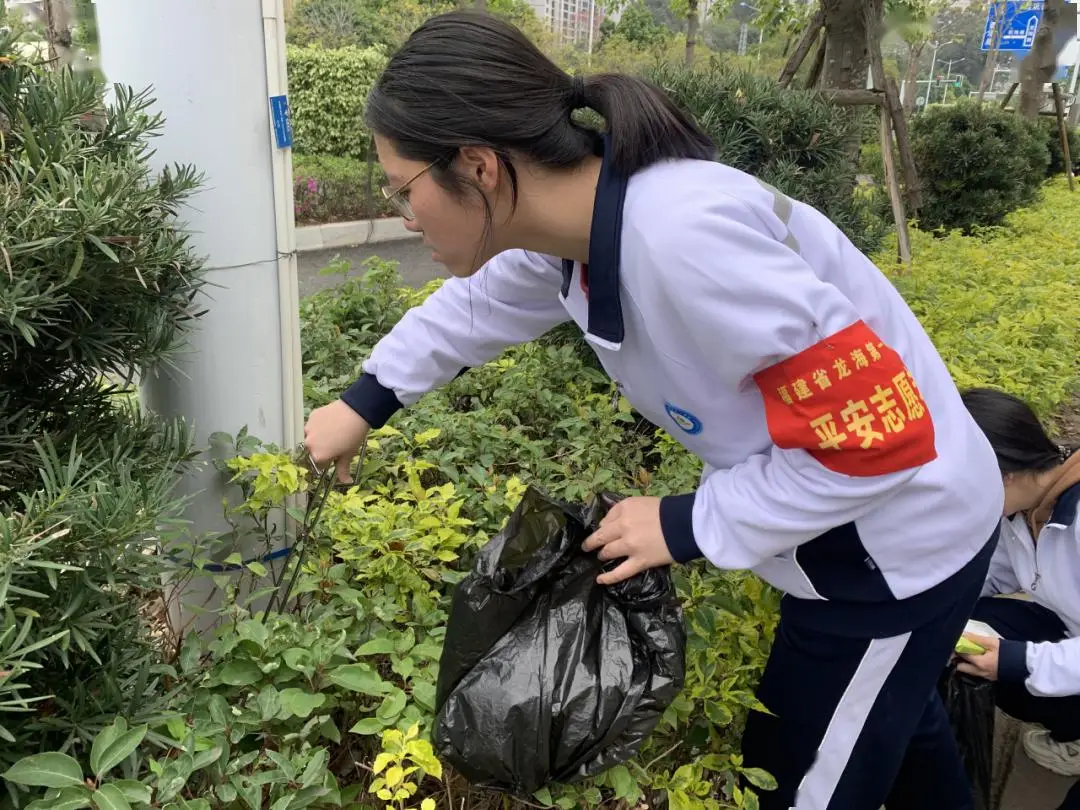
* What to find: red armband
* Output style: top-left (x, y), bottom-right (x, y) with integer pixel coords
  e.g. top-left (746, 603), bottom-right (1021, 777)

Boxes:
top-left (753, 320), bottom-right (937, 477)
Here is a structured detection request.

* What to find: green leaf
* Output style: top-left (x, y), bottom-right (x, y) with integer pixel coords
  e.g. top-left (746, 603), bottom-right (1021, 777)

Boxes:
top-left (609, 765), bottom-right (637, 800)
top-left (86, 234), bottom-right (120, 262)
top-left (111, 781), bottom-right (152, 804)
top-left (349, 717), bottom-right (387, 735)
top-left (328, 663), bottom-right (388, 696)
top-left (257, 686), bottom-right (281, 722)
top-left (67, 241), bottom-right (85, 282)
top-left (705, 700), bottom-right (734, 728)
top-left (532, 787), bottom-right (554, 806)
top-left (164, 799), bottom-right (211, 810)
top-left (26, 786), bottom-right (92, 810)
top-left (300, 749), bottom-right (329, 788)
top-left (218, 659), bottom-right (261, 686)
top-left (91, 719), bottom-right (148, 778)
top-left (191, 746), bottom-right (224, 772)
top-left (391, 656), bottom-right (415, 680)
top-left (3, 752), bottom-right (84, 788)
top-left (375, 689), bottom-right (407, 723)
top-left (278, 688), bottom-right (326, 719)
top-left (355, 637), bottom-right (395, 656)
top-left (739, 767), bottom-right (778, 791)
top-left (411, 680), bottom-right (436, 712)
top-left (91, 784), bottom-right (132, 810)
top-left (246, 561), bottom-right (268, 577)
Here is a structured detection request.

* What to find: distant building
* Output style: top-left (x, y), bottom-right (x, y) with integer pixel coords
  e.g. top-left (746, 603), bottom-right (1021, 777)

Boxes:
top-left (525, 0), bottom-right (603, 46)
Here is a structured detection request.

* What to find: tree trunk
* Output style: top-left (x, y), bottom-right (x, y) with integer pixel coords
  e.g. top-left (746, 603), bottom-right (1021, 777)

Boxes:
top-left (1019, 0), bottom-right (1067, 119)
top-left (978, 1), bottom-right (1007, 100)
top-left (685, 0), bottom-right (699, 67)
top-left (902, 41), bottom-right (925, 116)
top-left (820, 0), bottom-right (874, 91)
top-left (42, 0), bottom-right (74, 68)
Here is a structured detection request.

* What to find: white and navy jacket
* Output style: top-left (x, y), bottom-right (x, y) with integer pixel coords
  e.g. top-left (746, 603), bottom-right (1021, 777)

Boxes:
top-left (985, 485), bottom-right (1080, 697)
top-left (342, 141), bottom-right (1005, 636)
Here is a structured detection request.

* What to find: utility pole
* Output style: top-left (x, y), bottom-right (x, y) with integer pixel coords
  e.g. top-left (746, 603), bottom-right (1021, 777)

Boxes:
top-left (587, 0), bottom-right (595, 66)
top-left (95, 0), bottom-right (304, 632)
top-left (924, 40), bottom-right (940, 108)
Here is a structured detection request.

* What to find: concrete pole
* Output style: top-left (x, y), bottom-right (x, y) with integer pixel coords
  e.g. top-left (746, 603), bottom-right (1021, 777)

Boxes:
top-left (924, 40), bottom-right (940, 108)
top-left (94, 0), bottom-right (304, 631)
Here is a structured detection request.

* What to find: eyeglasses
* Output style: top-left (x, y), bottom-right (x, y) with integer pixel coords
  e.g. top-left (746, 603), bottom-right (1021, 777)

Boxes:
top-left (381, 160), bottom-right (437, 221)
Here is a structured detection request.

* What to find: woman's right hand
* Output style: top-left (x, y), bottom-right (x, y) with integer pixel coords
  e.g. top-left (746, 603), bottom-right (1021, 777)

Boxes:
top-left (304, 400), bottom-right (371, 483)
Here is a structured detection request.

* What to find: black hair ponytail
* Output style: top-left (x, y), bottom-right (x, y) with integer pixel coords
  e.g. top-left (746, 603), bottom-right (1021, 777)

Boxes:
top-left (961, 388), bottom-right (1069, 473)
top-left (364, 9), bottom-right (715, 204)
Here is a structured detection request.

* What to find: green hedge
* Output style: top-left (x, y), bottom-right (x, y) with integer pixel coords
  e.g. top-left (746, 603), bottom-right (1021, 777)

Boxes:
top-left (910, 99), bottom-right (1049, 234)
top-left (287, 44), bottom-right (387, 159)
top-left (293, 153), bottom-right (393, 224)
top-left (647, 63), bottom-right (888, 254)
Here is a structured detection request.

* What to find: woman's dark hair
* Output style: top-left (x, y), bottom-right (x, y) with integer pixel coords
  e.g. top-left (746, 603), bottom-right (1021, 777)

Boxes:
top-left (961, 387), bottom-right (1073, 473)
top-left (364, 10), bottom-right (715, 208)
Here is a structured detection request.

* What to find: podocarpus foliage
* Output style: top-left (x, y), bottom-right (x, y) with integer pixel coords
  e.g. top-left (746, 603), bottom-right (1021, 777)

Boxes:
top-left (0, 32), bottom-right (205, 771)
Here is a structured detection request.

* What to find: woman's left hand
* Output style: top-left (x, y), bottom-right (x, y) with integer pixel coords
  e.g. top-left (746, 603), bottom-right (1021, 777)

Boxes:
top-left (582, 496), bottom-right (674, 585)
top-left (956, 634), bottom-right (1000, 681)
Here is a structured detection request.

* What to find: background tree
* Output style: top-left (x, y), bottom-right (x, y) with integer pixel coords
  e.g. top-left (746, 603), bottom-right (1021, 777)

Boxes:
top-left (609, 0), bottom-right (673, 46)
top-left (1018, 0), bottom-right (1068, 118)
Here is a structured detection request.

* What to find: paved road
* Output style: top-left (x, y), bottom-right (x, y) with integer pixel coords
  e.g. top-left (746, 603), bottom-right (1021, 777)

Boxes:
top-left (296, 237), bottom-right (1074, 809)
top-left (297, 236), bottom-right (442, 298)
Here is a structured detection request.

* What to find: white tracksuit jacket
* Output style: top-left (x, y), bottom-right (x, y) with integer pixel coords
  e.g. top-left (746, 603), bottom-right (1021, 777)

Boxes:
top-left (985, 486), bottom-right (1080, 697)
top-left (341, 144), bottom-right (1004, 636)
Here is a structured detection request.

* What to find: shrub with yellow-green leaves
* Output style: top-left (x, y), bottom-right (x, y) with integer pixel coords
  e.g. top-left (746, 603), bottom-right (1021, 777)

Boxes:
top-left (878, 178), bottom-right (1080, 422)
top-left (7, 183), bottom-right (1079, 810)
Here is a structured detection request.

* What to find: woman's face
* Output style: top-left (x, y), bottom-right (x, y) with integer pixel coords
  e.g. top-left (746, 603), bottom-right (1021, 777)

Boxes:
top-left (1002, 469), bottom-right (1051, 517)
top-left (375, 136), bottom-right (504, 278)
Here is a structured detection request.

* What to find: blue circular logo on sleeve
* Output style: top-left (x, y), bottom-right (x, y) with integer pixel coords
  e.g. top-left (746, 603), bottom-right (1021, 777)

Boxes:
top-left (665, 402), bottom-right (703, 435)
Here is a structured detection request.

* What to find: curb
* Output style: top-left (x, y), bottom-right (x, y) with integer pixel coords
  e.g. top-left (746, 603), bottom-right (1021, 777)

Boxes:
top-left (296, 218), bottom-right (418, 252)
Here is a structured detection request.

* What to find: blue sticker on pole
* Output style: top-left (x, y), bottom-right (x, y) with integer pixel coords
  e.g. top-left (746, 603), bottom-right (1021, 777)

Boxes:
top-left (269, 95), bottom-right (293, 149)
top-left (981, 1), bottom-right (1043, 52)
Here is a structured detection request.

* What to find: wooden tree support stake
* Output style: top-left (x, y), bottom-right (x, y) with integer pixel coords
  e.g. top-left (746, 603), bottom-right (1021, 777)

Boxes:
top-left (778, 8), bottom-right (826, 89)
top-left (880, 108), bottom-right (913, 267)
top-left (883, 77), bottom-right (921, 213)
top-left (819, 88), bottom-right (885, 106)
top-left (1052, 82), bottom-right (1075, 192)
top-left (863, 0), bottom-right (913, 267)
top-left (1000, 82), bottom-right (1020, 109)
top-left (805, 33), bottom-right (827, 90)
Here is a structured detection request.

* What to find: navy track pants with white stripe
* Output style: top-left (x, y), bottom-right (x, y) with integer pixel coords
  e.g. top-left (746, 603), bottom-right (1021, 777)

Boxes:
top-left (740, 544), bottom-right (991, 809)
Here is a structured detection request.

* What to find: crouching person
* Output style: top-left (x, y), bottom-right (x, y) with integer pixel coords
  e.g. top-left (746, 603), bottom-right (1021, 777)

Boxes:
top-left (958, 387), bottom-right (1080, 809)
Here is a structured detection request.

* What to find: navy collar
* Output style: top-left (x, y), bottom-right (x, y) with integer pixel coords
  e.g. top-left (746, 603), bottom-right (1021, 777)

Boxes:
top-left (560, 136), bottom-right (627, 349)
top-left (1048, 480), bottom-right (1080, 528)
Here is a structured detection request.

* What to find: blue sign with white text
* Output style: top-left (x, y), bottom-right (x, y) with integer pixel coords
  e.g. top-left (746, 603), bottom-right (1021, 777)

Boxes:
top-left (981, 1), bottom-right (1044, 52)
top-left (269, 95), bottom-right (293, 149)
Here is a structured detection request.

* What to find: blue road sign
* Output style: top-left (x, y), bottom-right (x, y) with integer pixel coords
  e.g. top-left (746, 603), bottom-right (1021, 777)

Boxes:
top-left (269, 95), bottom-right (293, 150)
top-left (981, 1), bottom-right (1044, 52)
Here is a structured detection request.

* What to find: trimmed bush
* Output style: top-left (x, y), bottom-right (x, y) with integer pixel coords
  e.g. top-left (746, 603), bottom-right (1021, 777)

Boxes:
top-left (293, 153), bottom-right (394, 223)
top-left (286, 44), bottom-right (387, 159)
top-left (910, 99), bottom-right (1049, 234)
top-left (647, 63), bottom-right (889, 253)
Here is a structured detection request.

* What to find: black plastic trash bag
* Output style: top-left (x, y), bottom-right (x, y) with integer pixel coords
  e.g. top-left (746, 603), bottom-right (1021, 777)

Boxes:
top-left (433, 486), bottom-right (686, 796)
top-left (939, 664), bottom-right (995, 810)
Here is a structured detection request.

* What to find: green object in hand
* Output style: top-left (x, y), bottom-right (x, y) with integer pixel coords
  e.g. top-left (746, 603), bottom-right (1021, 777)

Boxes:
top-left (955, 637), bottom-right (985, 656)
